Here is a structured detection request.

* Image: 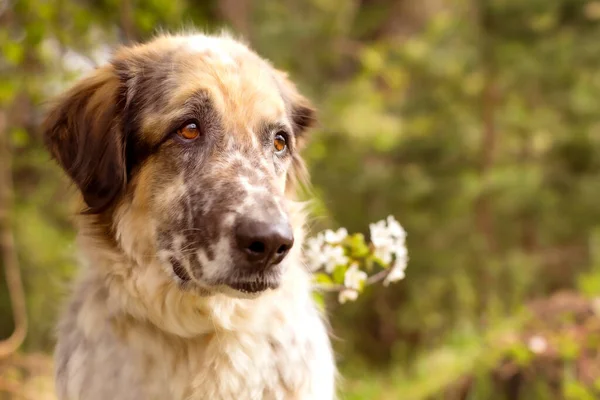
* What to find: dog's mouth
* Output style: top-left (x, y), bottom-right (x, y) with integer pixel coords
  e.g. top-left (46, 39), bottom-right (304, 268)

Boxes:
top-left (170, 259), bottom-right (282, 297)
top-left (227, 279), bottom-right (278, 294)
top-left (163, 243), bottom-right (285, 297)
top-left (176, 277), bottom-right (277, 298)
top-left (214, 268), bottom-right (283, 298)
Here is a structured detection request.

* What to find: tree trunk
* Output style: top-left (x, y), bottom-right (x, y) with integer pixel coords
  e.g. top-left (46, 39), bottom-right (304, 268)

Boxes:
top-left (120, 0), bottom-right (139, 44)
top-left (218, 0), bottom-right (253, 40)
top-left (474, 0), bottom-right (499, 318)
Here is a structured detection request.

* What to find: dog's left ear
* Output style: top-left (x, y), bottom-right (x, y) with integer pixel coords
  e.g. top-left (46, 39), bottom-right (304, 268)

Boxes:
top-left (42, 65), bottom-right (127, 214)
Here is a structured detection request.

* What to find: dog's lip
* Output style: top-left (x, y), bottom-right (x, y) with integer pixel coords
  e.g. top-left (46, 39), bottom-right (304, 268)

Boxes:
top-left (227, 279), bottom-right (277, 294)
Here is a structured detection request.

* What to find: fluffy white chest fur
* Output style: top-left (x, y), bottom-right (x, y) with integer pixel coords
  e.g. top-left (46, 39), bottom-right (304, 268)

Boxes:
top-left (55, 246), bottom-right (336, 400)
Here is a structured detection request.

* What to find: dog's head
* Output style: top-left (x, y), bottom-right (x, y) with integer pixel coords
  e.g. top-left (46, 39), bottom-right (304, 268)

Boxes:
top-left (43, 34), bottom-right (315, 297)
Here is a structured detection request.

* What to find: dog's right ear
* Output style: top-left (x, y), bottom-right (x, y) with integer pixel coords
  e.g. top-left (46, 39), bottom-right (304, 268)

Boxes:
top-left (43, 66), bottom-right (126, 214)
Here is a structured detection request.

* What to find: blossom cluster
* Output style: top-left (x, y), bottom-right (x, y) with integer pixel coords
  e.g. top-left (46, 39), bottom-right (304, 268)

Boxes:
top-left (305, 215), bottom-right (408, 304)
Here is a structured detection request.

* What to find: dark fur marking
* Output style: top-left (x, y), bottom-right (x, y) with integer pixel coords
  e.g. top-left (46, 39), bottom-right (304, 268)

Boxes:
top-left (169, 257), bottom-right (191, 282)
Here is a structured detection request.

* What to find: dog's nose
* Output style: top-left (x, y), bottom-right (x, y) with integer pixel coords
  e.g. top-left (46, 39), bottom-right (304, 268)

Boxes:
top-left (235, 217), bottom-right (294, 268)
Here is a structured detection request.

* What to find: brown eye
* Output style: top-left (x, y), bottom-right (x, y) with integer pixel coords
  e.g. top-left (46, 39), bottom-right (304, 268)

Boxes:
top-left (177, 122), bottom-right (200, 141)
top-left (274, 133), bottom-right (287, 153)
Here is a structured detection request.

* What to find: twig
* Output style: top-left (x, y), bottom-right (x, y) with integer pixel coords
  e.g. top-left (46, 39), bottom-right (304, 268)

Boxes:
top-left (314, 267), bottom-right (393, 292)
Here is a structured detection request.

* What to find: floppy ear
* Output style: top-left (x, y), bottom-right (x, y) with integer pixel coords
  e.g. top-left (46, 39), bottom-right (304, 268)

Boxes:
top-left (274, 71), bottom-right (318, 193)
top-left (43, 65), bottom-right (126, 214)
top-left (289, 91), bottom-right (316, 141)
top-left (275, 71), bottom-right (317, 141)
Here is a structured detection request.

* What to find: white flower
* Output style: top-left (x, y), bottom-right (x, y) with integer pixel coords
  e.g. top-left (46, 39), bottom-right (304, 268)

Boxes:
top-left (386, 215), bottom-right (406, 240)
top-left (370, 215), bottom-right (408, 273)
top-left (528, 335), bottom-right (548, 354)
top-left (374, 244), bottom-right (394, 264)
top-left (338, 289), bottom-right (358, 304)
top-left (344, 264), bottom-right (367, 290)
top-left (370, 215), bottom-right (406, 246)
top-left (324, 228), bottom-right (348, 244)
top-left (369, 219), bottom-right (391, 248)
top-left (384, 245), bottom-right (408, 286)
top-left (305, 230), bottom-right (348, 272)
top-left (305, 233), bottom-right (326, 271)
top-left (383, 255), bottom-right (407, 286)
top-left (307, 215), bottom-right (408, 292)
top-left (322, 244), bottom-right (348, 273)
top-left (307, 232), bottom-right (325, 249)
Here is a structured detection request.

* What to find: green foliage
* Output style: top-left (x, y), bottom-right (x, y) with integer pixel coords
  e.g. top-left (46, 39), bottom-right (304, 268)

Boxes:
top-left (3, 0), bottom-right (600, 398)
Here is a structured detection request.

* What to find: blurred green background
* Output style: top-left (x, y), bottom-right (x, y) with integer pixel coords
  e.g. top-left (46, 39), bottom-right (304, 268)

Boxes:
top-left (3, 0), bottom-right (600, 399)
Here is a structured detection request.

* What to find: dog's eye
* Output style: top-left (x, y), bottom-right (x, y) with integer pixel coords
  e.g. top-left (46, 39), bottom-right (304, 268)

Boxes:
top-left (177, 122), bottom-right (201, 141)
top-left (274, 133), bottom-right (287, 154)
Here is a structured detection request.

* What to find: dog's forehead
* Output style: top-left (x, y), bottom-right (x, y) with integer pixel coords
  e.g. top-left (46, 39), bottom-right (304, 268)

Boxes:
top-left (181, 34), bottom-right (248, 66)
top-left (133, 35), bottom-right (288, 139)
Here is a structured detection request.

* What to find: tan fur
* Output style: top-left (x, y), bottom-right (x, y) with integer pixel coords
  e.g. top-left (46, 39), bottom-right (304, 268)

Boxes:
top-left (46, 33), bottom-right (335, 400)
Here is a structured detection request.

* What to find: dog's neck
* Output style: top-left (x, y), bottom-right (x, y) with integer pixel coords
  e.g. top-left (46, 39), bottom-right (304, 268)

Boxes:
top-left (71, 211), bottom-right (313, 339)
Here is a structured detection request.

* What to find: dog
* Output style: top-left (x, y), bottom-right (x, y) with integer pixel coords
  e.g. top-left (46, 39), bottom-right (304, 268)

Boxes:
top-left (43, 32), bottom-right (336, 400)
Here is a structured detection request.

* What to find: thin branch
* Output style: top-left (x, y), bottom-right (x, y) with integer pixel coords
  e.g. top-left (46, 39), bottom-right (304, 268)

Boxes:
top-left (0, 109), bottom-right (28, 358)
top-left (314, 267), bottom-right (394, 292)
top-left (119, 0), bottom-right (139, 44)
